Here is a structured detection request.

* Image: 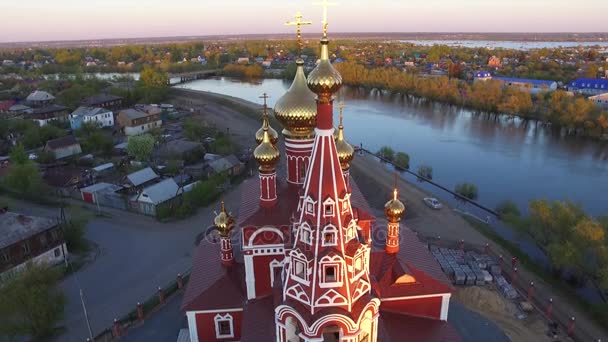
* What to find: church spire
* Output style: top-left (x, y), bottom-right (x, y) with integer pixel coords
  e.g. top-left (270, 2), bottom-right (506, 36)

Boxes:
top-left (255, 92), bottom-right (278, 145)
top-left (384, 177), bottom-right (405, 254)
top-left (335, 100), bottom-right (355, 190)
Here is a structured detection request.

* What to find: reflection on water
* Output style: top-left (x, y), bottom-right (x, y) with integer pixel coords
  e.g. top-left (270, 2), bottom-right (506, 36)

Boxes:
top-left (177, 77), bottom-right (608, 216)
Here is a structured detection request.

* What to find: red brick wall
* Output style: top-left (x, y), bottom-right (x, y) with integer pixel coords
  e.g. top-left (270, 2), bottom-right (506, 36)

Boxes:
top-left (195, 310), bottom-right (242, 342)
top-left (381, 296), bottom-right (442, 320)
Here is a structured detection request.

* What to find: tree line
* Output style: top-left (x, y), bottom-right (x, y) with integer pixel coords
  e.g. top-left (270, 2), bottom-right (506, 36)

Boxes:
top-left (335, 61), bottom-right (608, 138)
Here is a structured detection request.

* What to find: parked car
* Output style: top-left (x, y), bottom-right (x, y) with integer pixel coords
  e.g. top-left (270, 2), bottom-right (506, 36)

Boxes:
top-left (423, 197), bottom-right (443, 209)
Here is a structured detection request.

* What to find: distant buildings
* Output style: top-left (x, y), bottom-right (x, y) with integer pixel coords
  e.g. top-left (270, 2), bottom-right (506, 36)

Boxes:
top-left (473, 71), bottom-right (492, 82)
top-left (44, 135), bottom-right (82, 159)
top-left (29, 104), bottom-right (69, 126)
top-left (589, 93), bottom-right (608, 110)
top-left (569, 78), bottom-right (608, 96)
top-left (69, 106), bottom-right (114, 130)
top-left (117, 108), bottom-right (162, 136)
top-left (81, 94), bottom-right (124, 110)
top-left (26, 90), bottom-right (55, 108)
top-left (0, 210), bottom-right (67, 282)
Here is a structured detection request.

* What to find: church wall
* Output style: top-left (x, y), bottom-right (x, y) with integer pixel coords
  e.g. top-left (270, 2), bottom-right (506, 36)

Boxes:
top-left (253, 254), bottom-right (284, 297)
top-left (193, 310), bottom-right (243, 342)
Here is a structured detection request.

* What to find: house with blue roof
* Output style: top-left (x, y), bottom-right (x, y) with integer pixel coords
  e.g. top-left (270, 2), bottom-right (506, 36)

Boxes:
top-left (492, 77), bottom-right (557, 94)
top-left (474, 71), bottom-right (492, 82)
top-left (569, 78), bottom-right (608, 96)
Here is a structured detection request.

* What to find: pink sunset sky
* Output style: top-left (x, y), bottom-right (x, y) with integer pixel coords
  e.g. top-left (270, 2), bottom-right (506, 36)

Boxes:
top-left (1, 0), bottom-right (607, 42)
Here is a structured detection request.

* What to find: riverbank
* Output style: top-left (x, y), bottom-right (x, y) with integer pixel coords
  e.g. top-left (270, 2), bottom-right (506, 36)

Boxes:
top-left (169, 87), bottom-right (607, 340)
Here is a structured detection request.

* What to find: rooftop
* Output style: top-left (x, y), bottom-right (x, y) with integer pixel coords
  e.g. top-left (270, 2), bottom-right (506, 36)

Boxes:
top-left (71, 106), bottom-right (112, 118)
top-left (45, 135), bottom-right (80, 150)
top-left (26, 90), bottom-right (55, 102)
top-left (492, 77), bottom-right (556, 86)
top-left (138, 178), bottom-right (181, 205)
top-left (127, 167), bottom-right (159, 187)
top-left (119, 108), bottom-right (149, 120)
top-left (0, 211), bottom-right (58, 249)
top-left (81, 94), bottom-right (123, 106)
top-left (31, 104), bottom-right (68, 115)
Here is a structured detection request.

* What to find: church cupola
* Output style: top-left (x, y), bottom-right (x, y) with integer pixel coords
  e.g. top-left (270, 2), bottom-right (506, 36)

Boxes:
top-left (384, 187), bottom-right (405, 254)
top-left (254, 115), bottom-right (280, 207)
top-left (255, 94), bottom-right (279, 145)
top-left (214, 201), bottom-right (235, 266)
top-left (335, 101), bottom-right (355, 190)
top-left (274, 13), bottom-right (317, 185)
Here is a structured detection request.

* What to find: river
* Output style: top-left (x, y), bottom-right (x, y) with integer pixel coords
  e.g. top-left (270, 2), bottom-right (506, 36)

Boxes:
top-left (398, 40), bottom-right (608, 50)
top-left (176, 77), bottom-right (608, 218)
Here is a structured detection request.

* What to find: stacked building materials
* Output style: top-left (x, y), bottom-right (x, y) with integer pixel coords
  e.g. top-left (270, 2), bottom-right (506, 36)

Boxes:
top-left (430, 246), bottom-right (501, 287)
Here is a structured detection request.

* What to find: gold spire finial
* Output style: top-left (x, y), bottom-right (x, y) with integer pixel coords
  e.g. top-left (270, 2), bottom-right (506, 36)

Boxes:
top-left (338, 100), bottom-right (344, 127)
top-left (285, 12), bottom-right (312, 58)
top-left (313, 0), bottom-right (337, 38)
top-left (256, 92), bottom-right (278, 145)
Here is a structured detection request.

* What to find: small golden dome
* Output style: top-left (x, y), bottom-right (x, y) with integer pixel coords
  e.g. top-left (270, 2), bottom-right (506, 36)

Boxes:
top-left (307, 39), bottom-right (342, 98)
top-left (214, 201), bottom-right (234, 237)
top-left (254, 127), bottom-right (280, 171)
top-left (335, 107), bottom-right (354, 168)
top-left (255, 113), bottom-right (278, 145)
top-left (385, 189), bottom-right (405, 222)
top-left (273, 59), bottom-right (317, 138)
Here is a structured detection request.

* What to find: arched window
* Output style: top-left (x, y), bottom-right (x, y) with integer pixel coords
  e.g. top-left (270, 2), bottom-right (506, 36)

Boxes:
top-left (300, 223), bottom-right (313, 245)
top-left (322, 225), bottom-right (338, 247)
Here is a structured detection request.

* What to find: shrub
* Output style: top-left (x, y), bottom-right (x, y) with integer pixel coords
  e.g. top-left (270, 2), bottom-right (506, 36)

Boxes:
top-left (394, 152), bottom-right (410, 170)
top-left (377, 146), bottom-right (395, 161)
top-left (417, 165), bottom-right (433, 180)
top-left (455, 182), bottom-right (478, 201)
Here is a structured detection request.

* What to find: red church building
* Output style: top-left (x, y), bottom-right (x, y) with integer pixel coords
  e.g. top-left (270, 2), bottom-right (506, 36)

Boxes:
top-left (181, 11), bottom-right (461, 342)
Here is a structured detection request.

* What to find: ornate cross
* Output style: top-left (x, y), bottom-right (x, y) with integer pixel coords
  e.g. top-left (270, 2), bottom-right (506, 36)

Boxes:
top-left (259, 92), bottom-right (270, 116)
top-left (313, 0), bottom-right (337, 38)
top-left (285, 12), bottom-right (312, 57)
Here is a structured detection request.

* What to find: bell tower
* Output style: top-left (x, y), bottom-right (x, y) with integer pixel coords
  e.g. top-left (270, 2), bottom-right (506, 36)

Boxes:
top-left (275, 5), bottom-right (379, 341)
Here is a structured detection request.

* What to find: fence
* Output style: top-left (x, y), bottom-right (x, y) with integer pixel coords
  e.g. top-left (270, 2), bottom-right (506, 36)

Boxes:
top-left (91, 270), bottom-right (191, 342)
top-left (420, 234), bottom-right (604, 342)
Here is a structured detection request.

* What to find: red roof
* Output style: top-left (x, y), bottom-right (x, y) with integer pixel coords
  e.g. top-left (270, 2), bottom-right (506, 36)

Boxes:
top-left (181, 241), bottom-right (245, 312)
top-left (371, 251), bottom-right (453, 299)
top-left (240, 296), bottom-right (276, 342)
top-left (378, 311), bottom-right (462, 342)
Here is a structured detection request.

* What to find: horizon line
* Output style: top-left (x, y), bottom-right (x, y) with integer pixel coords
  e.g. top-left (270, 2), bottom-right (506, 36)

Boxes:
top-left (2, 31), bottom-right (608, 46)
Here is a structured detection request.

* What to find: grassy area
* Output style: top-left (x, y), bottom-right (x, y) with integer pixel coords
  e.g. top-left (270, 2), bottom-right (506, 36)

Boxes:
top-left (462, 215), bottom-right (608, 328)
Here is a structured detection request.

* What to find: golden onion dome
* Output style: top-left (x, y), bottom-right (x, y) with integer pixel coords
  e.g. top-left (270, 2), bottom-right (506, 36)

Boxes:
top-left (254, 127), bottom-right (280, 171)
top-left (384, 189), bottom-right (405, 222)
top-left (273, 59), bottom-right (317, 138)
top-left (214, 201), bottom-right (235, 237)
top-left (307, 38), bottom-right (342, 98)
top-left (255, 112), bottom-right (278, 145)
top-left (335, 125), bottom-right (354, 169)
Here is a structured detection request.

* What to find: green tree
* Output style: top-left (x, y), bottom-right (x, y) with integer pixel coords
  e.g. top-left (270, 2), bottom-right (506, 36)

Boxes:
top-left (127, 134), bottom-right (155, 161)
top-left (0, 264), bottom-right (66, 340)
top-left (4, 146), bottom-right (45, 196)
top-left (394, 152), bottom-right (410, 170)
top-left (377, 146), bottom-right (395, 161)
top-left (454, 183), bottom-right (478, 201)
top-left (417, 165), bottom-right (433, 180)
top-left (496, 200), bottom-right (521, 219)
top-left (140, 66), bottom-right (168, 88)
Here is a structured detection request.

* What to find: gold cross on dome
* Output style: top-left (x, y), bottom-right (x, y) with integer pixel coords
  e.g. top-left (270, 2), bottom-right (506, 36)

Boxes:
top-left (313, 0), bottom-right (337, 38)
top-left (259, 92), bottom-right (270, 116)
top-left (285, 12), bottom-right (312, 57)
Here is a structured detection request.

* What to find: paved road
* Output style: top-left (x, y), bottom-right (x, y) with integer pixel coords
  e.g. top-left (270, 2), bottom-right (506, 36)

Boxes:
top-left (10, 183), bottom-right (244, 342)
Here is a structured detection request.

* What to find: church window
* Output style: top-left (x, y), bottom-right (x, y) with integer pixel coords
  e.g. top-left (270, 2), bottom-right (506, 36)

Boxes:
top-left (322, 225), bottom-right (338, 247)
top-left (354, 256), bottom-right (364, 275)
top-left (320, 263), bottom-right (342, 286)
top-left (214, 313), bottom-right (234, 339)
top-left (22, 243), bottom-right (30, 255)
top-left (300, 224), bottom-right (312, 245)
top-left (293, 258), bottom-right (307, 282)
top-left (324, 204), bottom-right (334, 217)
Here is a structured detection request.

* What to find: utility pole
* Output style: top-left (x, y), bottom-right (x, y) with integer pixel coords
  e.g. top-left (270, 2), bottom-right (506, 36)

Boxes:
top-left (80, 289), bottom-right (94, 340)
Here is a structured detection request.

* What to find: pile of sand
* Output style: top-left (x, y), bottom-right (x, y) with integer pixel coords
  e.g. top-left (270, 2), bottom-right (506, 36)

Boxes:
top-left (454, 286), bottom-right (519, 316)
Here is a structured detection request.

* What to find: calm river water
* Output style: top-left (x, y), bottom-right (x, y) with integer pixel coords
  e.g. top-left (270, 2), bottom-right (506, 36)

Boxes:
top-left (177, 77), bottom-right (608, 218)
